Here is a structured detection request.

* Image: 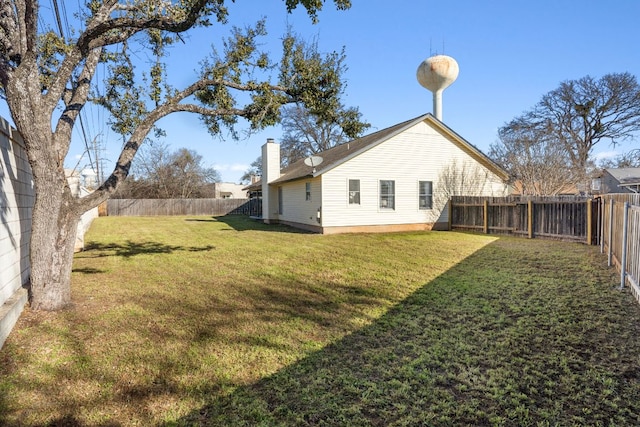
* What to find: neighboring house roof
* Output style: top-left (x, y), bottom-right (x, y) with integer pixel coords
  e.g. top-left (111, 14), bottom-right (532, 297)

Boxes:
top-left (606, 167), bottom-right (640, 186)
top-left (246, 113), bottom-right (509, 190)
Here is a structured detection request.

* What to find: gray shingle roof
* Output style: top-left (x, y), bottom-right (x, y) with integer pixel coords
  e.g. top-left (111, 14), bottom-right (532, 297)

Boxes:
top-left (606, 167), bottom-right (640, 184)
top-left (245, 113), bottom-right (508, 190)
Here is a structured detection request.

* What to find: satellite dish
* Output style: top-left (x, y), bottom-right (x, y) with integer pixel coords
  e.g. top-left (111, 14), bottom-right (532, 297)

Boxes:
top-left (304, 156), bottom-right (323, 167)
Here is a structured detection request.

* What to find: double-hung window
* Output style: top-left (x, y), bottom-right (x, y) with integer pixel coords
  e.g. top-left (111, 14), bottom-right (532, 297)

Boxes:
top-left (379, 180), bottom-right (395, 209)
top-left (349, 179), bottom-right (360, 205)
top-left (419, 181), bottom-right (433, 209)
top-left (305, 182), bottom-right (311, 201)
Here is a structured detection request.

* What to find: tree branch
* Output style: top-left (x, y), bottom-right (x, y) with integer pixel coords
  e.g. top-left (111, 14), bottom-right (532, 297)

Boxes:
top-left (51, 48), bottom-right (102, 162)
top-left (77, 0), bottom-right (211, 54)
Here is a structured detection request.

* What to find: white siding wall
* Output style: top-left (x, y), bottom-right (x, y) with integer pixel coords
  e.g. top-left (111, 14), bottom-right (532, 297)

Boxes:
top-left (0, 117), bottom-right (33, 348)
top-left (278, 177), bottom-right (322, 227)
top-left (262, 140), bottom-right (281, 222)
top-left (321, 120), bottom-right (508, 227)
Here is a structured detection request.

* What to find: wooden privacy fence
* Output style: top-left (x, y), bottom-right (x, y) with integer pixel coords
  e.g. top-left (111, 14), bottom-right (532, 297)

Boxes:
top-left (105, 198), bottom-right (261, 217)
top-left (450, 196), bottom-right (598, 244)
top-left (600, 194), bottom-right (640, 303)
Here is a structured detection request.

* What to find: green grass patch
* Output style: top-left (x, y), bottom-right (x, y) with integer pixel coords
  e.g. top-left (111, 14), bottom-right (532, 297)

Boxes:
top-left (1, 215), bottom-right (639, 426)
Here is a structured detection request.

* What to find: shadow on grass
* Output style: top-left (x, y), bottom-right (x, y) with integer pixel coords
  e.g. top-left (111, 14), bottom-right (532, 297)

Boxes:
top-left (165, 239), bottom-right (640, 426)
top-left (80, 240), bottom-right (215, 258)
top-left (71, 267), bottom-right (106, 274)
top-left (195, 215), bottom-right (313, 233)
top-left (30, 415), bottom-right (121, 427)
top-left (6, 238), bottom-right (640, 426)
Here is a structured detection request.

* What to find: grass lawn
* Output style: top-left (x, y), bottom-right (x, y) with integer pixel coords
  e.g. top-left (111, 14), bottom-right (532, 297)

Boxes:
top-left (1, 215), bottom-right (640, 426)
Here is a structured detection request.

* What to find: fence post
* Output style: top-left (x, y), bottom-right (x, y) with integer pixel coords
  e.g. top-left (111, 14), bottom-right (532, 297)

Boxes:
top-left (448, 198), bottom-right (453, 231)
top-left (608, 199), bottom-right (614, 267)
top-left (527, 200), bottom-right (534, 239)
top-left (620, 202), bottom-right (629, 290)
top-left (483, 200), bottom-right (489, 234)
top-left (600, 198), bottom-right (605, 253)
top-left (586, 198), bottom-right (593, 245)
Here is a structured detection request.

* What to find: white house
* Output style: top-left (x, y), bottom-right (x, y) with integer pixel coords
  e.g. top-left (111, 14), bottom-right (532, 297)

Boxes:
top-left (211, 182), bottom-right (249, 199)
top-left (249, 113), bottom-right (510, 234)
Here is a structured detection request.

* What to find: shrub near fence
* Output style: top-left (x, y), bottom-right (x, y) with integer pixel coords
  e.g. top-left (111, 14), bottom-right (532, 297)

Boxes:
top-left (106, 198), bottom-right (261, 217)
top-left (450, 195), bottom-right (598, 244)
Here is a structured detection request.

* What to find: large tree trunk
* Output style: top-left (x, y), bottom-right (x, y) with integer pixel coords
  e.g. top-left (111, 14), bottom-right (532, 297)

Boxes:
top-left (6, 58), bottom-right (84, 311)
top-left (29, 171), bottom-right (80, 311)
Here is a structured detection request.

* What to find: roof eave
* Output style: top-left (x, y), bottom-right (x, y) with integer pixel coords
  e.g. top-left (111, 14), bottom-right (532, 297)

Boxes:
top-left (425, 115), bottom-right (511, 182)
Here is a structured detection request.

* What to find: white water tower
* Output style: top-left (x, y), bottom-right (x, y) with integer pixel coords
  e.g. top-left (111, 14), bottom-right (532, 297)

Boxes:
top-left (416, 55), bottom-right (459, 121)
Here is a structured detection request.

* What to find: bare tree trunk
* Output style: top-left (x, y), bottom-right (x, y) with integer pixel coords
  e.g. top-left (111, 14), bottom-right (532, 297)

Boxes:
top-left (28, 170), bottom-right (80, 311)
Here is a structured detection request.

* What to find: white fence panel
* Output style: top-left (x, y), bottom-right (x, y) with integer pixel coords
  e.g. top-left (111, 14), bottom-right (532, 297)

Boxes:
top-left (0, 117), bottom-right (32, 348)
top-left (601, 195), bottom-right (640, 304)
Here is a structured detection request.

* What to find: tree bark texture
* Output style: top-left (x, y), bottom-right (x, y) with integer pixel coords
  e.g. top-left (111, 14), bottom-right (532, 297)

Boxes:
top-left (7, 65), bottom-right (82, 310)
top-left (29, 182), bottom-right (80, 311)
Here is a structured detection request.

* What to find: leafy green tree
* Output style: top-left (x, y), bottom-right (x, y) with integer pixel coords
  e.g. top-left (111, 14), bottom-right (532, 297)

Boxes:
top-left (0, 0), bottom-right (355, 310)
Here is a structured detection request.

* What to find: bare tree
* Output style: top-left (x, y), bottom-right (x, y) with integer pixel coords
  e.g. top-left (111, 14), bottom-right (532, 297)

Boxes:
top-left (279, 103), bottom-right (370, 166)
top-left (531, 73), bottom-right (640, 179)
top-left (433, 160), bottom-right (492, 218)
top-left (490, 117), bottom-right (578, 195)
top-left (0, 0), bottom-right (355, 310)
top-left (117, 143), bottom-right (220, 198)
top-left (598, 149), bottom-right (640, 169)
top-left (240, 156), bottom-right (262, 184)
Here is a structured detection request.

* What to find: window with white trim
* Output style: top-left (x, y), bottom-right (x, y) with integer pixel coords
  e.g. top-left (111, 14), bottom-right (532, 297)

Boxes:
top-left (349, 179), bottom-right (360, 205)
top-left (305, 182), bottom-right (311, 201)
top-left (419, 181), bottom-right (433, 209)
top-left (379, 180), bottom-right (395, 210)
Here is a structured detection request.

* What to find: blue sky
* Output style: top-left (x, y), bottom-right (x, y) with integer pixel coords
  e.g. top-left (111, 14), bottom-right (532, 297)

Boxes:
top-left (2, 0), bottom-right (640, 183)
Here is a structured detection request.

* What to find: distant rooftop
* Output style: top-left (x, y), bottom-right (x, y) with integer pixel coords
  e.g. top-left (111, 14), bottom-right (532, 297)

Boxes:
top-left (606, 167), bottom-right (640, 184)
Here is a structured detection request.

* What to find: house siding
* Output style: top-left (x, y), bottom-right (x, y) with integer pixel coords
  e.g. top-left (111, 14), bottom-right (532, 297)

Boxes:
top-left (600, 172), bottom-right (623, 193)
top-left (278, 177), bottom-right (322, 227)
top-left (320, 121), bottom-right (508, 228)
top-left (0, 117), bottom-right (32, 348)
top-left (600, 169), bottom-right (640, 194)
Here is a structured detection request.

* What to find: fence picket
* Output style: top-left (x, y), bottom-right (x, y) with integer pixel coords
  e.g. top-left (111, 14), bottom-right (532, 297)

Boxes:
top-left (451, 193), bottom-right (640, 307)
top-left (450, 196), bottom-right (596, 243)
top-left (599, 194), bottom-right (640, 304)
top-left (105, 198), bottom-right (262, 217)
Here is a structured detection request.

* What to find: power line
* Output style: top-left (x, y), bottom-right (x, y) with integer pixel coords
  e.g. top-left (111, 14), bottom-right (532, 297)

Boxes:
top-left (51, 0), bottom-right (99, 179)
top-left (51, 0), bottom-right (64, 38)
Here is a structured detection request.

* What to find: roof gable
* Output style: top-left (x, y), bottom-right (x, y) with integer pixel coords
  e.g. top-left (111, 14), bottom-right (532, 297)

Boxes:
top-left (252, 113), bottom-right (509, 188)
top-left (270, 114), bottom-right (428, 184)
